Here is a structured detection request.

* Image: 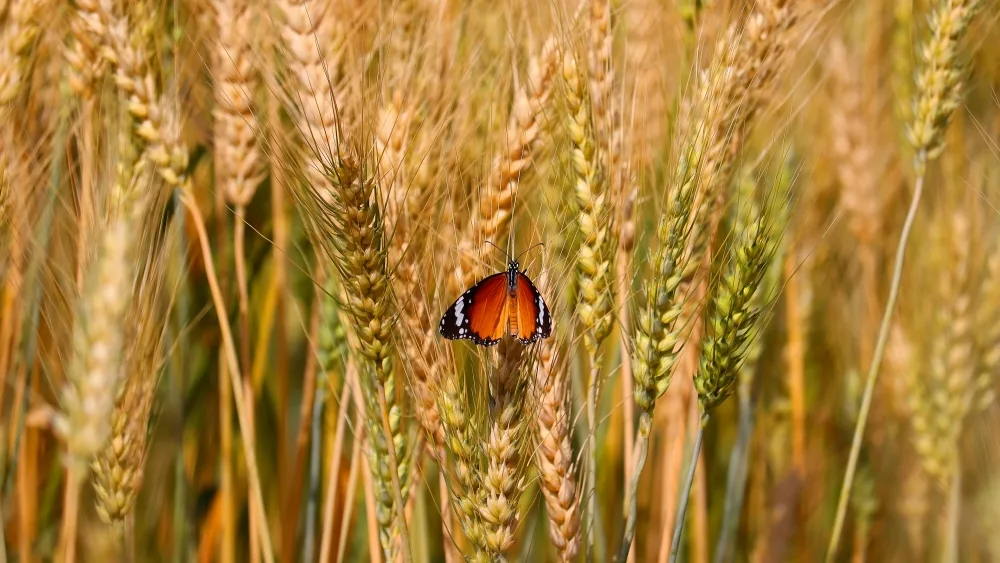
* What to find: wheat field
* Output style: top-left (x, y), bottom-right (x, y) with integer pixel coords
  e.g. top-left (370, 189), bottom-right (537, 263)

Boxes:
top-left (1, 0), bottom-right (999, 561)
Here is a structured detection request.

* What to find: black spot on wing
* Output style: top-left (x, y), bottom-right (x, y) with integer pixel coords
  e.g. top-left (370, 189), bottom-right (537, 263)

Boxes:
top-left (439, 288), bottom-right (475, 340)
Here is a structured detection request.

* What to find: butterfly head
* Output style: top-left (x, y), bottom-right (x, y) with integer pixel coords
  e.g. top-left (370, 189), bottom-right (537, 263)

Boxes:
top-left (506, 260), bottom-right (520, 293)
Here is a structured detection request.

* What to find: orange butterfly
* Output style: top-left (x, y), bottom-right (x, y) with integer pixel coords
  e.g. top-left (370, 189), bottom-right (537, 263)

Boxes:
top-left (439, 258), bottom-right (552, 346)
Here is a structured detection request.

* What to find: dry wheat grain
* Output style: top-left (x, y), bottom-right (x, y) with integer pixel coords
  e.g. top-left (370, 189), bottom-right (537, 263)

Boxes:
top-left (534, 341), bottom-right (580, 562)
top-left (907, 0), bottom-right (980, 168)
top-left (213, 0), bottom-right (263, 210)
top-left (480, 338), bottom-right (529, 559)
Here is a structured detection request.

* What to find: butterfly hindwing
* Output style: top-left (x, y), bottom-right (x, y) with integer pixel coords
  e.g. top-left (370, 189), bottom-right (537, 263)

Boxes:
top-left (438, 272), bottom-right (509, 346)
top-left (515, 271), bottom-right (552, 344)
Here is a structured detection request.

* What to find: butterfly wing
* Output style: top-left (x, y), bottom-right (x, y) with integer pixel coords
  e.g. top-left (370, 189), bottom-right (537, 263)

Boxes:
top-left (514, 271), bottom-right (552, 344)
top-left (439, 272), bottom-right (509, 346)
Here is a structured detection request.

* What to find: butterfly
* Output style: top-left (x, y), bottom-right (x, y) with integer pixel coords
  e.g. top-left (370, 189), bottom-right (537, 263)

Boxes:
top-left (439, 259), bottom-right (553, 346)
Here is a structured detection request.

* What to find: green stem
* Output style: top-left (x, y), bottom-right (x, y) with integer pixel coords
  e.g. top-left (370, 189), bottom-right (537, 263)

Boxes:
top-left (376, 382), bottom-right (412, 563)
top-left (617, 413), bottom-right (651, 561)
top-left (669, 414), bottom-right (707, 563)
top-left (302, 387), bottom-right (325, 563)
top-left (826, 154), bottom-right (926, 561)
top-left (586, 359), bottom-right (599, 563)
top-left (943, 467), bottom-right (961, 563)
top-left (715, 378), bottom-right (758, 563)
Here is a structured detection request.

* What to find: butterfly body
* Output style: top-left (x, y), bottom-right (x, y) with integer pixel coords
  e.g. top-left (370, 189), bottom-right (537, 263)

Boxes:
top-left (439, 260), bottom-right (552, 346)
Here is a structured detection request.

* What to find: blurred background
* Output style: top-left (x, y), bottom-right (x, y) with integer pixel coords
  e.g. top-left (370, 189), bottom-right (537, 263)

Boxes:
top-left (1, 0), bottom-right (1000, 561)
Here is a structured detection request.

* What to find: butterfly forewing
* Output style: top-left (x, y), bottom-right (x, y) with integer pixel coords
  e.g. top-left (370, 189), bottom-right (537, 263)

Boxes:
top-left (515, 271), bottom-right (552, 344)
top-left (438, 272), bottom-right (509, 346)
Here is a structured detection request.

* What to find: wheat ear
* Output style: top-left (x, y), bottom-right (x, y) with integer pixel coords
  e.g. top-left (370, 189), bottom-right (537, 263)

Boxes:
top-left (276, 0), bottom-right (344, 189)
top-left (438, 362), bottom-right (488, 552)
top-left (669, 176), bottom-right (783, 562)
top-left (56, 164), bottom-right (146, 562)
top-left (535, 340), bottom-right (581, 561)
top-left (479, 338), bottom-right (530, 560)
top-left (92, 238), bottom-right (169, 530)
top-left (905, 211), bottom-right (976, 483)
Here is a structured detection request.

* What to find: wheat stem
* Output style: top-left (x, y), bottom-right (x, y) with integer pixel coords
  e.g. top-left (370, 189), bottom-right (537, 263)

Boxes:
top-left (58, 465), bottom-right (85, 563)
top-left (376, 381), bottom-right (412, 563)
top-left (318, 370), bottom-right (354, 563)
top-left (943, 468), bottom-right (961, 563)
top-left (181, 191), bottom-right (275, 563)
top-left (668, 415), bottom-right (706, 563)
top-left (826, 168), bottom-right (924, 562)
top-left (586, 366), bottom-right (600, 561)
top-left (619, 412), bottom-right (651, 562)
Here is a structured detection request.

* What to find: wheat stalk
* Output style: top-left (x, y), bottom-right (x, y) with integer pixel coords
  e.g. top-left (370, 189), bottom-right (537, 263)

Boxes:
top-left (670, 176), bottom-right (782, 562)
top-left (299, 147), bottom-right (411, 561)
top-left (563, 46), bottom-right (616, 558)
top-left (85, 4), bottom-right (281, 557)
top-left (828, 1), bottom-right (981, 556)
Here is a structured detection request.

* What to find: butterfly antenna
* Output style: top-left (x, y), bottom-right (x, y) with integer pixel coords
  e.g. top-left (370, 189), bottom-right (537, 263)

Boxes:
top-left (484, 240), bottom-right (513, 262)
top-left (515, 242), bottom-right (546, 262)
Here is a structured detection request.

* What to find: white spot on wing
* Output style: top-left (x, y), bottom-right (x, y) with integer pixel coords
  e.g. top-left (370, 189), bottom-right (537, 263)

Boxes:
top-left (454, 296), bottom-right (465, 325)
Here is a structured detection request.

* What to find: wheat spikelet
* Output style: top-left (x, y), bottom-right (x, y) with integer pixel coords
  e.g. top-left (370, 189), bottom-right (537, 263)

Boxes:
top-left (480, 338), bottom-right (529, 558)
top-left (534, 341), bottom-right (580, 561)
top-left (891, 0), bottom-right (915, 137)
top-left (695, 187), bottom-right (781, 412)
top-left (455, 38), bottom-right (559, 290)
top-left (587, 0), bottom-right (621, 183)
top-left (906, 0), bottom-right (980, 169)
top-left (276, 0), bottom-right (344, 190)
top-left (93, 0), bottom-right (189, 190)
top-left (974, 243), bottom-right (1000, 412)
top-left (66, 0), bottom-right (106, 99)
top-left (0, 0), bottom-right (47, 109)
top-left (213, 0), bottom-right (263, 210)
top-left (624, 0), bottom-right (669, 169)
top-left (438, 366), bottom-right (488, 553)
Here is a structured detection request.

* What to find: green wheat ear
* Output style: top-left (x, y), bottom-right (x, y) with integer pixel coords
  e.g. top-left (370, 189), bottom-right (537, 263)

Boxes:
top-left (696, 170), bottom-right (788, 414)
